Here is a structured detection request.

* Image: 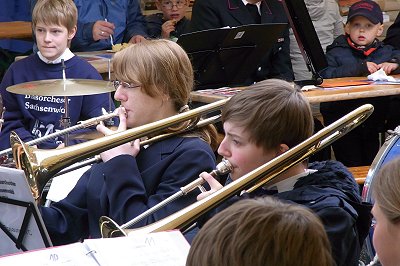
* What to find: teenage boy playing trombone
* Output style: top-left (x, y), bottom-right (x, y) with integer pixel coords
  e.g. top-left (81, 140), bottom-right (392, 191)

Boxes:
top-left (195, 79), bottom-right (372, 266)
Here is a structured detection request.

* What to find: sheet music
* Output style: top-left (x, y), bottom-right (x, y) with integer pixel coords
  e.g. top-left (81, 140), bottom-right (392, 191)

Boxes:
top-left (0, 243), bottom-right (98, 265)
top-left (0, 230), bottom-right (190, 266)
top-left (85, 230), bottom-right (190, 266)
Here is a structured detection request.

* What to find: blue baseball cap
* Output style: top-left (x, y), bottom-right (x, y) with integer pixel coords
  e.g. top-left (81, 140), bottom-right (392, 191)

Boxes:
top-left (347, 0), bottom-right (383, 24)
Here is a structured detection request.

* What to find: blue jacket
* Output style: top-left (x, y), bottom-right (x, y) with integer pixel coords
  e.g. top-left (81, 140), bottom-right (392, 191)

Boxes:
top-left (40, 136), bottom-right (216, 245)
top-left (71, 0), bottom-right (147, 51)
top-left (276, 161), bottom-right (371, 266)
top-left (320, 35), bottom-right (400, 78)
top-left (0, 54), bottom-right (113, 150)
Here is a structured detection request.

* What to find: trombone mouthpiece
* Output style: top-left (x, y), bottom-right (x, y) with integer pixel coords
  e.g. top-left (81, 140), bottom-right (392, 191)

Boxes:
top-left (212, 158), bottom-right (233, 177)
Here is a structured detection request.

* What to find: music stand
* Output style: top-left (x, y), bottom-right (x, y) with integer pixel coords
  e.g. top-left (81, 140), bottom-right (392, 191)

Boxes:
top-left (178, 23), bottom-right (287, 90)
top-left (0, 166), bottom-right (52, 256)
top-left (282, 0), bottom-right (328, 86)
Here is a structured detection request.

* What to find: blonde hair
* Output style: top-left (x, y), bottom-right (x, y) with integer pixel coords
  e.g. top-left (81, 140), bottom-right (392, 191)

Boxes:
top-left (372, 157), bottom-right (400, 224)
top-left (32, 0), bottom-right (77, 33)
top-left (113, 39), bottom-right (218, 148)
top-left (187, 197), bottom-right (333, 266)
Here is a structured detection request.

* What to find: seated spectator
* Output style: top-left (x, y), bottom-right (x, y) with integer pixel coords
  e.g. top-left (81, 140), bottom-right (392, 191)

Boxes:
top-left (146, 0), bottom-right (190, 41)
top-left (320, 0), bottom-right (400, 166)
top-left (187, 197), bottom-right (334, 266)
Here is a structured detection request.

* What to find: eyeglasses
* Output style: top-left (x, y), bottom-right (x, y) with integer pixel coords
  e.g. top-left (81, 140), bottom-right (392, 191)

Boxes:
top-left (112, 80), bottom-right (141, 90)
top-left (161, 0), bottom-right (186, 10)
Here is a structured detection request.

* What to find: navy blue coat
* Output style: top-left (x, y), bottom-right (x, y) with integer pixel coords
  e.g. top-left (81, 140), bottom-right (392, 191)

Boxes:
top-left (40, 136), bottom-right (216, 245)
top-left (189, 0), bottom-right (294, 82)
top-left (320, 35), bottom-right (400, 78)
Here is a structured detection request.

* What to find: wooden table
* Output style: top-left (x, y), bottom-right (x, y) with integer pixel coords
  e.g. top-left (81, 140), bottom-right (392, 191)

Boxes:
top-left (15, 50), bottom-right (115, 78)
top-left (191, 76), bottom-right (400, 104)
top-left (0, 21), bottom-right (32, 39)
top-left (75, 51), bottom-right (114, 76)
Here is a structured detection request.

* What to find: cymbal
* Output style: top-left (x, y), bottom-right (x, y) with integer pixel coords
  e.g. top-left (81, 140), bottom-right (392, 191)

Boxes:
top-left (7, 79), bottom-right (115, 96)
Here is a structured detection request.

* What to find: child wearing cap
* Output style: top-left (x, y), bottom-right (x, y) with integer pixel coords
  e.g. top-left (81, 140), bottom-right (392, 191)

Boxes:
top-left (319, 0), bottom-right (400, 167)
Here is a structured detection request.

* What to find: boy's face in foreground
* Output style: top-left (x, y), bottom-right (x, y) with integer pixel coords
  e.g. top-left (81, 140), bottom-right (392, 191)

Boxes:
top-left (218, 121), bottom-right (277, 181)
top-left (346, 16), bottom-right (383, 46)
top-left (157, 0), bottom-right (188, 22)
top-left (35, 22), bottom-right (76, 61)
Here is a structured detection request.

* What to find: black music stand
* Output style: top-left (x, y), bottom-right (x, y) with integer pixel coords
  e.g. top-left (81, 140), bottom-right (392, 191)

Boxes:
top-left (178, 23), bottom-right (287, 90)
top-left (0, 166), bottom-right (52, 255)
top-left (282, 0), bottom-right (328, 86)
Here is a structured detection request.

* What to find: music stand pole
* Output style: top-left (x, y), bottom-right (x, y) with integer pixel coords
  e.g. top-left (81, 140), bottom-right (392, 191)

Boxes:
top-left (60, 59), bottom-right (70, 147)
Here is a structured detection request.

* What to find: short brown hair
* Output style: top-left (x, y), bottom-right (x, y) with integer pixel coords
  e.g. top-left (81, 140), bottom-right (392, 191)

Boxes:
top-left (187, 197), bottom-right (333, 266)
top-left (222, 79), bottom-right (313, 150)
top-left (32, 0), bottom-right (77, 33)
top-left (372, 157), bottom-right (400, 224)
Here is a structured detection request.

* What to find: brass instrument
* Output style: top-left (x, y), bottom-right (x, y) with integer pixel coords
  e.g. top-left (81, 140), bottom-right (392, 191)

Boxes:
top-left (106, 159), bottom-right (232, 231)
top-left (0, 110), bottom-right (118, 157)
top-left (54, 114), bottom-right (222, 177)
top-left (99, 104), bottom-right (374, 238)
top-left (11, 98), bottom-right (229, 201)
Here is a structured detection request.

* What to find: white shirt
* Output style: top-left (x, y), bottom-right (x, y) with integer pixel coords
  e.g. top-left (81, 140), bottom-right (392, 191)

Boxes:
top-left (265, 169), bottom-right (318, 193)
top-left (37, 48), bottom-right (74, 64)
top-left (242, 0), bottom-right (261, 14)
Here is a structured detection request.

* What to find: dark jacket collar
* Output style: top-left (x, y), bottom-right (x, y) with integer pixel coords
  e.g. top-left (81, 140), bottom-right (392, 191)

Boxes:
top-left (226, 0), bottom-right (275, 24)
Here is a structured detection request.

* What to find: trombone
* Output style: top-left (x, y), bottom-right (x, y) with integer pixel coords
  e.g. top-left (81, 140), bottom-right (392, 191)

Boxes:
top-left (11, 98), bottom-right (229, 202)
top-left (0, 110), bottom-right (118, 157)
top-left (99, 103), bottom-right (374, 238)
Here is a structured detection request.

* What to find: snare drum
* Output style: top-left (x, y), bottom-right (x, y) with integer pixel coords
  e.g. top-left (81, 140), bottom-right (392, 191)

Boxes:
top-left (362, 127), bottom-right (400, 261)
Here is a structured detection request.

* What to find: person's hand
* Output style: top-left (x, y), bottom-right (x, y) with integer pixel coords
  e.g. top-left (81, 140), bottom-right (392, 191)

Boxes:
top-left (366, 61), bottom-right (380, 74)
top-left (56, 143), bottom-right (65, 149)
top-left (161, 19), bottom-right (177, 39)
top-left (92, 20), bottom-right (115, 41)
top-left (378, 62), bottom-right (399, 74)
top-left (128, 35), bottom-right (146, 43)
top-left (96, 107), bottom-right (140, 162)
top-left (196, 172), bottom-right (223, 201)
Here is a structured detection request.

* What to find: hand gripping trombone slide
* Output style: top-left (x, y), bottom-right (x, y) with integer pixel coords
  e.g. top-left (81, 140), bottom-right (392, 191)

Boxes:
top-left (110, 159), bottom-right (232, 231)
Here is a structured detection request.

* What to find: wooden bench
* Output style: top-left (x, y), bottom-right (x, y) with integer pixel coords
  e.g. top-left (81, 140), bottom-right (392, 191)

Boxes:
top-left (348, 165), bottom-right (370, 185)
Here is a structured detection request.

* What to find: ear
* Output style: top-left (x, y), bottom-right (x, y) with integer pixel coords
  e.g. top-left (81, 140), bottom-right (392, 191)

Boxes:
top-left (276, 144), bottom-right (289, 156)
top-left (376, 24), bottom-right (384, 37)
top-left (344, 23), bottom-right (350, 35)
top-left (68, 26), bottom-right (77, 40)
